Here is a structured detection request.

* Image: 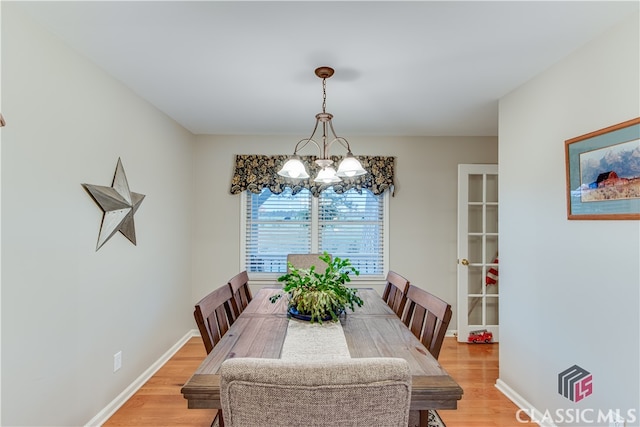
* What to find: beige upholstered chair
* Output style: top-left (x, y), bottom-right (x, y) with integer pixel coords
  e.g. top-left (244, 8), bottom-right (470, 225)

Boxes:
top-left (382, 270), bottom-right (411, 318)
top-left (228, 270), bottom-right (252, 319)
top-left (286, 253), bottom-right (330, 273)
top-left (220, 357), bottom-right (411, 427)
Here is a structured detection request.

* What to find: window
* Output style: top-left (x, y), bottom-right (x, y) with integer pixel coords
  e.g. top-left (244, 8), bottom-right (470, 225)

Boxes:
top-left (242, 187), bottom-right (388, 280)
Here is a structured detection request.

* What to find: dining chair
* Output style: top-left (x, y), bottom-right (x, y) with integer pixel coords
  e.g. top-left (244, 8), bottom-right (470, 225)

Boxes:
top-left (286, 253), bottom-right (330, 273)
top-left (401, 285), bottom-right (452, 359)
top-left (193, 284), bottom-right (236, 355)
top-left (220, 357), bottom-right (411, 427)
top-left (228, 270), bottom-right (252, 319)
top-left (381, 270), bottom-right (410, 318)
top-left (401, 285), bottom-right (453, 427)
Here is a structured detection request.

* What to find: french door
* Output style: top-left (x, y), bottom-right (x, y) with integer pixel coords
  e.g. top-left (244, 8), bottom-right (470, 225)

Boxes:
top-left (457, 164), bottom-right (499, 342)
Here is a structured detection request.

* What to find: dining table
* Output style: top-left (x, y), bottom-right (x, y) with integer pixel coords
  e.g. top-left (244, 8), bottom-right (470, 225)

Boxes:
top-left (181, 287), bottom-right (463, 412)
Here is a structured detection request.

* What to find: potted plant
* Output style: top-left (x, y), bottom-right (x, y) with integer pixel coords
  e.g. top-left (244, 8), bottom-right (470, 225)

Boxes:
top-left (270, 252), bottom-right (364, 323)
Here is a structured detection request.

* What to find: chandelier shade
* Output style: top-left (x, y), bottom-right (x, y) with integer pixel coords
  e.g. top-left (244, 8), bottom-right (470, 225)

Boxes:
top-left (314, 166), bottom-right (341, 184)
top-left (336, 152), bottom-right (367, 178)
top-left (278, 66), bottom-right (367, 183)
top-left (277, 155), bottom-right (310, 179)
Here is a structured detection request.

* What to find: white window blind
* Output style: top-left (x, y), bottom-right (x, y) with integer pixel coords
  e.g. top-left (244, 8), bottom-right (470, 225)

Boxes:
top-left (242, 187), bottom-right (387, 279)
top-left (318, 187), bottom-right (384, 275)
top-left (244, 188), bottom-right (311, 273)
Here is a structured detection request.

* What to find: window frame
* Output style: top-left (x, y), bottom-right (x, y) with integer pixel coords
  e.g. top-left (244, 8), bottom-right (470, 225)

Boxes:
top-left (240, 189), bottom-right (389, 285)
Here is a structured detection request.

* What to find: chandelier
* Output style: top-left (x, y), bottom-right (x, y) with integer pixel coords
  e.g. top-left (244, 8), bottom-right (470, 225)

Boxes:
top-left (278, 66), bottom-right (367, 184)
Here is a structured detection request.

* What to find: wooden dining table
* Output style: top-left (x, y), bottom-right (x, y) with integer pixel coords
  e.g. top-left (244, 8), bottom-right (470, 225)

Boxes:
top-left (181, 287), bottom-right (463, 412)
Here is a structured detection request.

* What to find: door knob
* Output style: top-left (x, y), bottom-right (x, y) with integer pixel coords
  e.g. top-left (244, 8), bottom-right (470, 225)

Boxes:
top-left (460, 259), bottom-right (469, 266)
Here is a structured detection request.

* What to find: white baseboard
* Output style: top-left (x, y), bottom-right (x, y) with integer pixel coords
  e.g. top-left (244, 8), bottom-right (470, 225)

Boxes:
top-left (85, 329), bottom-right (199, 427)
top-left (446, 330), bottom-right (457, 338)
top-left (495, 378), bottom-right (555, 427)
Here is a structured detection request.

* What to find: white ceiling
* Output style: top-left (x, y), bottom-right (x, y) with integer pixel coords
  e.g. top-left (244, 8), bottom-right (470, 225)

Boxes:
top-left (15, 1), bottom-right (639, 137)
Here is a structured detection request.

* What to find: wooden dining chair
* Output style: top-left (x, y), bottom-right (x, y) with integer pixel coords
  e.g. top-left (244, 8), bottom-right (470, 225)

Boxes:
top-left (286, 253), bottom-right (330, 273)
top-left (402, 285), bottom-right (453, 427)
top-left (228, 270), bottom-right (252, 319)
top-left (381, 270), bottom-right (410, 318)
top-left (220, 357), bottom-right (411, 427)
top-left (401, 285), bottom-right (452, 359)
top-left (193, 285), bottom-right (236, 355)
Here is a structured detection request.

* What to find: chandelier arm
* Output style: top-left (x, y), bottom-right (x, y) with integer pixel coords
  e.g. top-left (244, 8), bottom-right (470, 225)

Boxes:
top-left (326, 120), bottom-right (352, 153)
top-left (326, 136), bottom-right (352, 154)
top-left (293, 118), bottom-right (323, 155)
top-left (293, 137), bottom-right (321, 155)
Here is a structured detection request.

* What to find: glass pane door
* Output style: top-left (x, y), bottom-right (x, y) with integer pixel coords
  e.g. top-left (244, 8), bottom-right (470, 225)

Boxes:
top-left (457, 164), bottom-right (499, 342)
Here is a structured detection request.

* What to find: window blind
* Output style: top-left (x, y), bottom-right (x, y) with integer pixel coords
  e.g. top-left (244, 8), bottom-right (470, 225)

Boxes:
top-left (319, 188), bottom-right (384, 275)
top-left (243, 187), bottom-right (386, 278)
top-left (245, 188), bottom-right (311, 273)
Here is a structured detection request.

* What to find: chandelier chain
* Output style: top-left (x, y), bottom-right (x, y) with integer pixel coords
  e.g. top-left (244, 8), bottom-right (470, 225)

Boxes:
top-left (322, 78), bottom-right (327, 114)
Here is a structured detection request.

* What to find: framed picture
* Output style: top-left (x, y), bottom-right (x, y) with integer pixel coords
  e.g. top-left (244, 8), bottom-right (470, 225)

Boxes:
top-left (565, 117), bottom-right (640, 220)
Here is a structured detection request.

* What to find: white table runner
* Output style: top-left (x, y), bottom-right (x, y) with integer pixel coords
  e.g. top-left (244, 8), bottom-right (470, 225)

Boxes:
top-left (280, 319), bottom-right (351, 361)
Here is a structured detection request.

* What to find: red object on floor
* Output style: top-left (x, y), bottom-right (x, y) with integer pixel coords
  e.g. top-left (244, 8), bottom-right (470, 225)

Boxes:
top-left (468, 329), bottom-right (493, 343)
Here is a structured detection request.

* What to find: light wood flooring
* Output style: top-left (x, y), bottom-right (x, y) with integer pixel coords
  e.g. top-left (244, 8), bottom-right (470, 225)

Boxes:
top-left (104, 336), bottom-right (527, 427)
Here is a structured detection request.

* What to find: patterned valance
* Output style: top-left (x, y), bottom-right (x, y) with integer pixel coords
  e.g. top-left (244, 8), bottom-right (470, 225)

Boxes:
top-left (230, 155), bottom-right (395, 197)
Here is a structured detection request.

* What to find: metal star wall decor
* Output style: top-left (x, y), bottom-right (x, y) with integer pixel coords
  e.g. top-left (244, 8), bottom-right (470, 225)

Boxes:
top-left (82, 158), bottom-right (145, 251)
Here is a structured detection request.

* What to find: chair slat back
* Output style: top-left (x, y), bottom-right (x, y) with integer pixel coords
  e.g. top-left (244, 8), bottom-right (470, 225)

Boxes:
top-left (286, 253), bottom-right (330, 273)
top-left (381, 271), bottom-right (410, 317)
top-left (194, 285), bottom-right (235, 354)
top-left (401, 285), bottom-right (452, 359)
top-left (228, 270), bottom-right (252, 319)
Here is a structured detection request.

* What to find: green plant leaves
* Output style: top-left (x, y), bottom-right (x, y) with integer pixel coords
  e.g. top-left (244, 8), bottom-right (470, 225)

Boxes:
top-left (271, 251), bottom-right (363, 323)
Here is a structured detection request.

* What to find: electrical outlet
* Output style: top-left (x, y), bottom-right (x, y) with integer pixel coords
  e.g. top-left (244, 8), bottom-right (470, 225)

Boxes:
top-left (113, 351), bottom-right (122, 372)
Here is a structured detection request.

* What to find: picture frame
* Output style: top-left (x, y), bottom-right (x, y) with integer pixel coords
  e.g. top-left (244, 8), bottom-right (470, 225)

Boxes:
top-left (565, 117), bottom-right (640, 220)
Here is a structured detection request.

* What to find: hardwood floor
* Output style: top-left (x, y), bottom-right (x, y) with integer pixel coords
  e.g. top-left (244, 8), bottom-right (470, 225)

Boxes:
top-left (436, 337), bottom-right (528, 427)
top-left (103, 339), bottom-right (216, 427)
top-left (104, 337), bottom-right (526, 427)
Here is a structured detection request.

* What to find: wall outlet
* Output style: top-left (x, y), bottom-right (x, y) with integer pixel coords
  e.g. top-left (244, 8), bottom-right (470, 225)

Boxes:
top-left (113, 351), bottom-right (122, 372)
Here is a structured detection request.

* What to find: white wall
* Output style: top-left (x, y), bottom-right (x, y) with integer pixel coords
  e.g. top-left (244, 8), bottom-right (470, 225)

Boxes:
top-left (1, 5), bottom-right (195, 426)
top-left (498, 13), bottom-right (639, 426)
top-left (191, 134), bottom-right (498, 331)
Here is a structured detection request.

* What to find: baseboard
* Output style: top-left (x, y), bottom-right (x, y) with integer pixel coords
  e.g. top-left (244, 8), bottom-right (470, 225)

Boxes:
top-left (446, 330), bottom-right (457, 338)
top-left (495, 378), bottom-right (555, 427)
top-left (85, 329), bottom-right (199, 426)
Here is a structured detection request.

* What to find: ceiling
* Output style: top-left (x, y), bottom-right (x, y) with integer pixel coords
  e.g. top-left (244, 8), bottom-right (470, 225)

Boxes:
top-left (15, 1), bottom-right (639, 137)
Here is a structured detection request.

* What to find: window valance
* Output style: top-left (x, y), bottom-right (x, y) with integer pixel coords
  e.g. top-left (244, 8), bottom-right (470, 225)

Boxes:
top-left (230, 155), bottom-right (395, 197)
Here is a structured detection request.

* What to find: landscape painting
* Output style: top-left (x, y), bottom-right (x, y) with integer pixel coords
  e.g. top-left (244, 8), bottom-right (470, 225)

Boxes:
top-left (578, 139), bottom-right (640, 202)
top-left (565, 118), bottom-right (640, 220)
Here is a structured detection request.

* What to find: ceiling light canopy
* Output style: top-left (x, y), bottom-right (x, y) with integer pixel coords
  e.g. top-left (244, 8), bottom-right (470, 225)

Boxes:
top-left (278, 66), bottom-right (367, 184)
